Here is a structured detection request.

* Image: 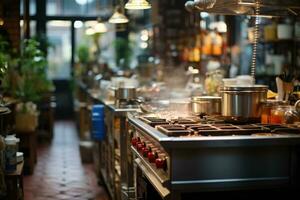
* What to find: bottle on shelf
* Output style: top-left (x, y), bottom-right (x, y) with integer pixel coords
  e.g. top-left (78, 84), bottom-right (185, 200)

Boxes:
top-left (202, 31), bottom-right (212, 55)
top-left (193, 34), bottom-right (201, 62)
top-left (212, 29), bottom-right (223, 56)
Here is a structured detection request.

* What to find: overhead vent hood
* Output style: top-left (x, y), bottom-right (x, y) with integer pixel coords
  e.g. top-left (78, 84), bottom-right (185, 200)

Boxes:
top-left (185, 0), bottom-right (300, 16)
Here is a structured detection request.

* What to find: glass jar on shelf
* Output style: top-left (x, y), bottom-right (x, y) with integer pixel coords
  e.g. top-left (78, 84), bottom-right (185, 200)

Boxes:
top-left (270, 105), bottom-right (294, 124)
top-left (261, 100), bottom-right (287, 124)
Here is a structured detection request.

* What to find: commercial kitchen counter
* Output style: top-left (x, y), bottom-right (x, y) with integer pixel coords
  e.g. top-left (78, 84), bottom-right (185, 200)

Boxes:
top-left (128, 113), bottom-right (300, 200)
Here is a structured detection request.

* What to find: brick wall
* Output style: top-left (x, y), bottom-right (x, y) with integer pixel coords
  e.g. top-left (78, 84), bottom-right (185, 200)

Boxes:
top-left (1, 0), bottom-right (20, 51)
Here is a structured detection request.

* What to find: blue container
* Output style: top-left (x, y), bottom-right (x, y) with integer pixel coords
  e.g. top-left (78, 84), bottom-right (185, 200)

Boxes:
top-left (91, 105), bottom-right (105, 141)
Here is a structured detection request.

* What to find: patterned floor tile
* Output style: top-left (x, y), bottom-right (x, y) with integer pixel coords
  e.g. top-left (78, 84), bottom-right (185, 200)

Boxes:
top-left (23, 121), bottom-right (109, 200)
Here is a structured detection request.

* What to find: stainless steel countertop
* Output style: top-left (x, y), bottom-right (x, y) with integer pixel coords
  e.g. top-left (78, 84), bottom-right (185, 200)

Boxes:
top-left (128, 113), bottom-right (300, 149)
top-left (84, 86), bottom-right (140, 115)
top-left (106, 104), bottom-right (140, 116)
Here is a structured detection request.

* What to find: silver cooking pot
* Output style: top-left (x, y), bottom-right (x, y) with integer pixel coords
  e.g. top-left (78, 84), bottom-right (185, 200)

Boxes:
top-left (191, 96), bottom-right (222, 116)
top-left (115, 87), bottom-right (137, 101)
top-left (220, 85), bottom-right (268, 120)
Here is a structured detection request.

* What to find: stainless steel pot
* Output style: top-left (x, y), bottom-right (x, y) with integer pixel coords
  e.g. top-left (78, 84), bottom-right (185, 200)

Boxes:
top-left (115, 87), bottom-right (137, 101)
top-left (191, 96), bottom-right (222, 116)
top-left (220, 85), bottom-right (268, 120)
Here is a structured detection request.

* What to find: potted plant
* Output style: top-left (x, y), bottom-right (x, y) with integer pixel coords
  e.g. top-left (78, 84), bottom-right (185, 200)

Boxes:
top-left (75, 44), bottom-right (90, 78)
top-left (0, 35), bottom-right (11, 101)
top-left (15, 101), bottom-right (38, 132)
top-left (12, 39), bottom-right (53, 132)
top-left (113, 38), bottom-right (133, 70)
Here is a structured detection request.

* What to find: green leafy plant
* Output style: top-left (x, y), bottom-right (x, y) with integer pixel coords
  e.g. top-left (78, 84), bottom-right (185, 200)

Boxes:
top-left (77, 44), bottom-right (90, 64)
top-left (0, 35), bottom-right (10, 80)
top-left (113, 38), bottom-right (133, 70)
top-left (14, 39), bottom-right (53, 102)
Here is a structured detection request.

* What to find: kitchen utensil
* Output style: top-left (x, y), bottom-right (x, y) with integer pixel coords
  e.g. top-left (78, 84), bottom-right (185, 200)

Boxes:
top-left (220, 85), bottom-right (268, 121)
top-left (115, 87), bottom-right (137, 101)
top-left (276, 77), bottom-right (284, 101)
top-left (191, 96), bottom-right (221, 116)
top-left (283, 81), bottom-right (294, 102)
top-left (284, 110), bottom-right (300, 124)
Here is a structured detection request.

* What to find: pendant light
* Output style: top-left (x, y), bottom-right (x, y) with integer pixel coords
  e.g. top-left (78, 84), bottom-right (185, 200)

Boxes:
top-left (0, 18), bottom-right (4, 26)
top-left (109, 6), bottom-right (129, 24)
top-left (125, 0), bottom-right (151, 10)
top-left (0, 3), bottom-right (4, 26)
top-left (94, 18), bottom-right (108, 33)
top-left (85, 26), bottom-right (95, 35)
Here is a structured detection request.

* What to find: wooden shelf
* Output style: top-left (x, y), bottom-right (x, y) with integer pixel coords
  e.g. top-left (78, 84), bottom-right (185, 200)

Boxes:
top-left (5, 161), bottom-right (24, 200)
top-left (6, 161), bottom-right (24, 176)
top-left (246, 38), bottom-right (300, 45)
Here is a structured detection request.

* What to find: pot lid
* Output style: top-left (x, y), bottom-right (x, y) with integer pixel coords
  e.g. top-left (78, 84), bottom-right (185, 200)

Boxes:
top-left (191, 96), bottom-right (222, 101)
top-left (221, 84), bottom-right (268, 91)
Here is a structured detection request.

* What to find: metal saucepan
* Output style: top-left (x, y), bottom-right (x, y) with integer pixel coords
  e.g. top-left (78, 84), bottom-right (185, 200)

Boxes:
top-left (220, 85), bottom-right (268, 121)
top-left (191, 96), bottom-right (222, 116)
top-left (114, 87), bottom-right (137, 101)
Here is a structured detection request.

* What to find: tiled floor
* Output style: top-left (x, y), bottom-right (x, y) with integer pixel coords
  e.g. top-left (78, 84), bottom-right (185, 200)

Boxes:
top-left (24, 121), bottom-right (109, 200)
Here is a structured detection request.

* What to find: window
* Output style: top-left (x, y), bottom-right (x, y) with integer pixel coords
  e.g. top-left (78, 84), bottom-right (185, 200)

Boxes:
top-left (20, 0), bottom-right (36, 16)
top-left (47, 20), bottom-right (72, 80)
top-left (47, 0), bottom-right (112, 16)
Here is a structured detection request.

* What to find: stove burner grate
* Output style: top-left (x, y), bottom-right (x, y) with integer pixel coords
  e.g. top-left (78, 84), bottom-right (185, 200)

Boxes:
top-left (140, 116), bottom-right (300, 136)
top-left (140, 117), bottom-right (169, 127)
top-left (157, 125), bottom-right (192, 136)
top-left (157, 124), bottom-right (270, 137)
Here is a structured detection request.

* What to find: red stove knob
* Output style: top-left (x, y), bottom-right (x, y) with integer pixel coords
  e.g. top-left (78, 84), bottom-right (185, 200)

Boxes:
top-left (142, 147), bottom-right (149, 157)
top-left (148, 151), bottom-right (159, 163)
top-left (147, 151), bottom-right (155, 163)
top-left (137, 143), bottom-right (143, 151)
top-left (131, 138), bottom-right (138, 147)
top-left (155, 158), bottom-right (166, 169)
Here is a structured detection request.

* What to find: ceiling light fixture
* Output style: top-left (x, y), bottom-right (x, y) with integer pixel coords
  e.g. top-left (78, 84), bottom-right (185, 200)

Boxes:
top-left (0, 18), bottom-right (4, 26)
top-left (94, 20), bottom-right (108, 33)
top-left (75, 0), bottom-right (94, 5)
top-left (125, 0), bottom-right (151, 10)
top-left (109, 6), bottom-right (129, 24)
top-left (85, 26), bottom-right (95, 35)
top-left (74, 20), bottom-right (83, 29)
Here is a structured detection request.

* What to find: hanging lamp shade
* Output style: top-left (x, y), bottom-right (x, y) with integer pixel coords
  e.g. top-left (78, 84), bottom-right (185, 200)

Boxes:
top-left (125, 0), bottom-right (151, 10)
top-left (85, 26), bottom-right (95, 35)
top-left (109, 7), bottom-right (129, 24)
top-left (94, 20), bottom-right (108, 33)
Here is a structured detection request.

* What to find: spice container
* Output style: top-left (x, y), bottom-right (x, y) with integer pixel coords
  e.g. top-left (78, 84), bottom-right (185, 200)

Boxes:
top-left (261, 100), bottom-right (287, 124)
top-left (4, 135), bottom-right (20, 172)
top-left (270, 105), bottom-right (293, 124)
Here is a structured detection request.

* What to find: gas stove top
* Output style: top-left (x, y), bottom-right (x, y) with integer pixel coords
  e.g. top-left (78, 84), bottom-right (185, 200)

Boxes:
top-left (129, 114), bottom-right (300, 198)
top-left (139, 116), bottom-right (300, 137)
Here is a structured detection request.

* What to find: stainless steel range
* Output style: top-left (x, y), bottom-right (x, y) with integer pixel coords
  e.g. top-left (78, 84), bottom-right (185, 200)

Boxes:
top-left (128, 113), bottom-right (300, 200)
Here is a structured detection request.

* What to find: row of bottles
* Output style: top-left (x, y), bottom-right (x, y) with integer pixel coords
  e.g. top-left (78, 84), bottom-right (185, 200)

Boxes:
top-left (181, 30), bottom-right (226, 62)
